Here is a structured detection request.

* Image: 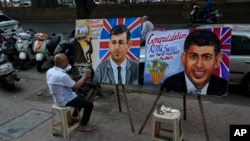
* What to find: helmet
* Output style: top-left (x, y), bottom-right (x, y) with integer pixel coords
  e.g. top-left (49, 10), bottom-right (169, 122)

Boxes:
top-left (4, 34), bottom-right (16, 44)
top-left (193, 4), bottom-right (200, 9)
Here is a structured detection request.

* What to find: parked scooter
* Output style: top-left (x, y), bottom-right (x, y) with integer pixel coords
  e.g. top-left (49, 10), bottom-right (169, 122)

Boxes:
top-left (15, 29), bottom-right (36, 70)
top-left (1, 33), bottom-right (19, 65)
top-left (32, 32), bottom-right (66, 72)
top-left (58, 41), bottom-right (74, 67)
top-left (49, 31), bottom-right (76, 71)
top-left (32, 32), bottom-right (52, 72)
top-left (0, 54), bottom-right (20, 89)
top-left (185, 4), bottom-right (222, 26)
top-left (0, 29), bottom-right (5, 46)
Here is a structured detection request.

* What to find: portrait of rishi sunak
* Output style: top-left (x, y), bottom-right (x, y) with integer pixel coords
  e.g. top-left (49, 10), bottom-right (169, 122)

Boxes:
top-left (161, 29), bottom-right (228, 96)
top-left (93, 24), bottom-right (139, 85)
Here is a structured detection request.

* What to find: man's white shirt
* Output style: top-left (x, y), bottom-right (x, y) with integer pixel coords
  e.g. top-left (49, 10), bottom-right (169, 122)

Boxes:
top-left (46, 66), bottom-right (77, 106)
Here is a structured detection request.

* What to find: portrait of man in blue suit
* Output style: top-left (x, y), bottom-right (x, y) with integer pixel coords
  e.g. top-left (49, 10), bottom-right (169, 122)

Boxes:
top-left (93, 24), bottom-right (139, 85)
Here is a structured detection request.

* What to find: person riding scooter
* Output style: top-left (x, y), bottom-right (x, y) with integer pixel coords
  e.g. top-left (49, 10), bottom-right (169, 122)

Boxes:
top-left (198, 0), bottom-right (212, 20)
top-left (185, 1), bottom-right (221, 26)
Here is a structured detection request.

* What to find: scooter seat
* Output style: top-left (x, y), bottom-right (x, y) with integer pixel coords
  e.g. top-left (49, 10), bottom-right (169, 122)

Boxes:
top-left (47, 35), bottom-right (61, 55)
top-left (0, 57), bottom-right (7, 65)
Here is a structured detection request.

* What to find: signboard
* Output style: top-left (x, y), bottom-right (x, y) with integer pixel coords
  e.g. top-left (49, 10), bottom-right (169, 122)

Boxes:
top-left (143, 27), bottom-right (232, 96)
top-left (74, 17), bottom-right (141, 85)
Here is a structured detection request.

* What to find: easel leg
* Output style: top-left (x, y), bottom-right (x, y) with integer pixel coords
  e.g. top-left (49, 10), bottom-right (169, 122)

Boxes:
top-left (183, 93), bottom-right (187, 120)
top-left (197, 95), bottom-right (210, 141)
top-left (116, 85), bottom-right (122, 112)
top-left (121, 85), bottom-right (135, 132)
top-left (138, 90), bottom-right (163, 134)
top-left (90, 84), bottom-right (99, 101)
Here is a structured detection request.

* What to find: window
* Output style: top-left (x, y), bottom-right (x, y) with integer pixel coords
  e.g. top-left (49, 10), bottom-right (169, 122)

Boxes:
top-left (0, 15), bottom-right (11, 22)
top-left (231, 35), bottom-right (242, 55)
top-left (242, 36), bottom-right (250, 55)
top-left (231, 35), bottom-right (250, 55)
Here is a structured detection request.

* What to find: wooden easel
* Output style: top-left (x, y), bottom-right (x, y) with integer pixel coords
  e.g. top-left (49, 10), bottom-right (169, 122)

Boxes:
top-left (115, 84), bottom-right (135, 133)
top-left (197, 95), bottom-right (210, 141)
top-left (138, 90), bottom-right (210, 141)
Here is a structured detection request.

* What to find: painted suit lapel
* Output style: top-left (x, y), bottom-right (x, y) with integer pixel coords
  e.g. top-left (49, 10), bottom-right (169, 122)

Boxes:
top-left (107, 60), bottom-right (116, 84)
top-left (125, 60), bottom-right (132, 84)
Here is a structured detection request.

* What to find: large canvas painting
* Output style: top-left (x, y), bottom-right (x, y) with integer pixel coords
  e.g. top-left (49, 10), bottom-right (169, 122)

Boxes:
top-left (143, 27), bottom-right (232, 96)
top-left (74, 17), bottom-right (141, 85)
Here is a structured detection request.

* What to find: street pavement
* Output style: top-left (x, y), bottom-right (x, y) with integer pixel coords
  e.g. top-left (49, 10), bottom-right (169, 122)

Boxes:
top-left (1, 65), bottom-right (250, 141)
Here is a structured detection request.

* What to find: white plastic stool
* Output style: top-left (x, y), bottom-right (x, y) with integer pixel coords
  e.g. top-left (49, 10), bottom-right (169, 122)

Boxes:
top-left (52, 103), bottom-right (80, 139)
top-left (151, 109), bottom-right (183, 141)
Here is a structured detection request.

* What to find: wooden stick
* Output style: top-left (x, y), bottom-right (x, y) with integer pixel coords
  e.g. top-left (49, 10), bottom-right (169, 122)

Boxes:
top-left (197, 95), bottom-right (210, 141)
top-left (183, 93), bottom-right (187, 120)
top-left (138, 90), bottom-right (163, 134)
top-left (115, 85), bottom-right (122, 112)
top-left (121, 85), bottom-right (135, 132)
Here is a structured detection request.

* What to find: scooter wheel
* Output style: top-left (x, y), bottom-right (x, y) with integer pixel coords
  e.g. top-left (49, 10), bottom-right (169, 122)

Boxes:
top-left (139, 63), bottom-right (145, 85)
top-left (2, 83), bottom-right (15, 90)
top-left (211, 17), bottom-right (217, 23)
top-left (20, 61), bottom-right (25, 70)
top-left (14, 74), bottom-right (20, 81)
top-left (37, 61), bottom-right (43, 72)
top-left (185, 19), bottom-right (193, 26)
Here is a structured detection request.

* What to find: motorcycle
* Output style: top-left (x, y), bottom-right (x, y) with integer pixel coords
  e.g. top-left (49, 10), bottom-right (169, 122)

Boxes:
top-left (51, 31), bottom-right (76, 71)
top-left (15, 29), bottom-right (36, 70)
top-left (58, 41), bottom-right (75, 68)
top-left (1, 33), bottom-right (19, 66)
top-left (185, 4), bottom-right (222, 26)
top-left (32, 32), bottom-right (67, 72)
top-left (0, 29), bottom-right (5, 46)
top-left (0, 54), bottom-right (20, 89)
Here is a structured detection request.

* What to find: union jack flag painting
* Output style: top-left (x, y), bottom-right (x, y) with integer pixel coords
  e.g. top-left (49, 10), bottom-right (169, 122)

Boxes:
top-left (201, 27), bottom-right (232, 81)
top-left (99, 17), bottom-right (142, 62)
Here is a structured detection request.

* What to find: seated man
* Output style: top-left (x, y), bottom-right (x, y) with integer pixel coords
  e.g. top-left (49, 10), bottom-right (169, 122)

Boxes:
top-left (46, 53), bottom-right (95, 132)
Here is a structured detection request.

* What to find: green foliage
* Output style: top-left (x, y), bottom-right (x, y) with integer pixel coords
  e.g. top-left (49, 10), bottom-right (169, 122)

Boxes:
top-left (68, 4), bottom-right (76, 16)
top-left (69, 4), bottom-right (76, 9)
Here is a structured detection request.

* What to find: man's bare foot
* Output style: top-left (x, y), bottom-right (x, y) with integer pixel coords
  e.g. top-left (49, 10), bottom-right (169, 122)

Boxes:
top-left (79, 125), bottom-right (95, 132)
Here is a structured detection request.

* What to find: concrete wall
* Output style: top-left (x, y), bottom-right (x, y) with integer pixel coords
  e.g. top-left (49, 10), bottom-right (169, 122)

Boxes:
top-left (226, 0), bottom-right (250, 2)
top-left (2, 6), bottom-right (74, 22)
top-left (2, 2), bottom-right (250, 23)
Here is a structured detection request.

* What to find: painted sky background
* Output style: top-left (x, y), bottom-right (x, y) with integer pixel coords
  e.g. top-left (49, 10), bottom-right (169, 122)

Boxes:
top-left (99, 17), bottom-right (141, 62)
